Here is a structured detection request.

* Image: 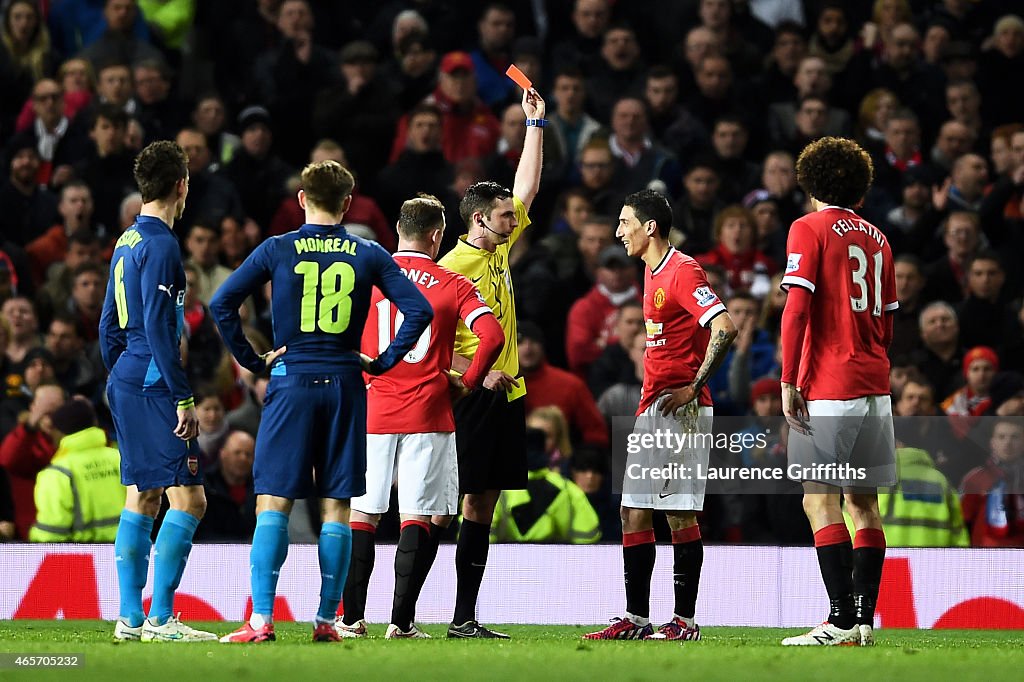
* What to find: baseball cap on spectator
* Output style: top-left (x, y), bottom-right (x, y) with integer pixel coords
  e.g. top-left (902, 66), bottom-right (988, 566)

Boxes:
top-left (742, 189), bottom-right (774, 210)
top-left (237, 105), bottom-right (272, 132)
top-left (598, 245), bottom-right (632, 269)
top-left (750, 378), bottom-right (781, 402)
top-left (440, 51), bottom-right (474, 74)
top-left (990, 371), bottom-right (1024, 409)
top-left (340, 40), bottom-right (378, 64)
top-left (517, 319), bottom-right (545, 345)
top-left (963, 346), bottom-right (999, 376)
top-left (50, 398), bottom-right (97, 436)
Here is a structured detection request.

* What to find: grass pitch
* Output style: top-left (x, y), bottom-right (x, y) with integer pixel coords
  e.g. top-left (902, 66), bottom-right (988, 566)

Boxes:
top-left (0, 621), bottom-right (1020, 682)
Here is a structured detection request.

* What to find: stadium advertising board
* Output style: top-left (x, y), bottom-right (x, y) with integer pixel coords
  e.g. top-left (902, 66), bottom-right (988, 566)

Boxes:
top-left (2, 545), bottom-right (1022, 628)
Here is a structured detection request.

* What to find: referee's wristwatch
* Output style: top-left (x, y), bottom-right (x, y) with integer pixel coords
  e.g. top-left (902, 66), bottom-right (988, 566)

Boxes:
top-left (525, 118), bottom-right (547, 128)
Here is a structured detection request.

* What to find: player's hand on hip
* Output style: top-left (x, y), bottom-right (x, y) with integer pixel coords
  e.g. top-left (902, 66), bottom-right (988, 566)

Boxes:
top-left (356, 352), bottom-right (382, 375)
top-left (781, 382), bottom-right (812, 435)
top-left (659, 385), bottom-right (697, 417)
top-left (260, 345), bottom-right (287, 369)
top-left (174, 405), bottom-right (200, 441)
top-left (522, 87), bottom-right (545, 119)
top-left (445, 370), bottom-right (470, 402)
top-left (483, 370), bottom-right (519, 392)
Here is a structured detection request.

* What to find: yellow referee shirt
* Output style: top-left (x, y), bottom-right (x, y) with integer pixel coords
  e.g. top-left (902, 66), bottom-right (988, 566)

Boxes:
top-left (440, 195), bottom-right (530, 399)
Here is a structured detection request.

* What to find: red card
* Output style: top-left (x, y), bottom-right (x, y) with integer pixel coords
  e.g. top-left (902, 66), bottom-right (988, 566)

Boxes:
top-left (505, 64), bottom-right (532, 90)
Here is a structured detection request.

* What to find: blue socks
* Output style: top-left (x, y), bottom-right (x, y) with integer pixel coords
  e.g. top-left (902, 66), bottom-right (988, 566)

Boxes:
top-left (148, 509), bottom-right (200, 624)
top-left (115, 510), bottom-right (154, 627)
top-left (317, 522), bottom-right (352, 622)
top-left (250, 511), bottom-right (290, 620)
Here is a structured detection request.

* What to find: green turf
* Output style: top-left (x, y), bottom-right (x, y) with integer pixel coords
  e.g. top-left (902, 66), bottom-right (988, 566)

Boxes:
top-left (0, 621), bottom-right (1021, 682)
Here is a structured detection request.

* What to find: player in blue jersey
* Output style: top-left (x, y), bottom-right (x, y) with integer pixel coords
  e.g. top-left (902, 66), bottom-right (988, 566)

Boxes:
top-left (100, 141), bottom-right (217, 642)
top-left (210, 160), bottom-right (433, 643)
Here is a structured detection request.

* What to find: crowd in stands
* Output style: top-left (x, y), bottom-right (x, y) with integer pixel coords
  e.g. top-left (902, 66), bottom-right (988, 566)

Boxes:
top-left (1, 0), bottom-right (1022, 547)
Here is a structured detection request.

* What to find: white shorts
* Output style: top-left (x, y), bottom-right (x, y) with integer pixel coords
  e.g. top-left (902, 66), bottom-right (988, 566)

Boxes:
top-left (787, 395), bottom-right (897, 487)
top-left (351, 432), bottom-right (459, 516)
top-left (620, 398), bottom-right (714, 511)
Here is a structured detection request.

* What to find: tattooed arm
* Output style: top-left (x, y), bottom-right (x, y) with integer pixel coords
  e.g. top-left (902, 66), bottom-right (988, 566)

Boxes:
top-left (658, 311), bottom-right (738, 416)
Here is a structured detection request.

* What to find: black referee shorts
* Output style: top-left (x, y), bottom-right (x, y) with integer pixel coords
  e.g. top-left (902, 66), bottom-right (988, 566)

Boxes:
top-left (453, 388), bottom-right (526, 494)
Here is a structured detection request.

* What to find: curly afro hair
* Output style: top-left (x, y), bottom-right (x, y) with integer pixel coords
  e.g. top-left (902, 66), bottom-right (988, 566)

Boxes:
top-left (795, 136), bottom-right (874, 209)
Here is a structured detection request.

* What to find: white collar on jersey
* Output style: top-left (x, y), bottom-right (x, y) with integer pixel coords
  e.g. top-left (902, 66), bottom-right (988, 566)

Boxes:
top-left (820, 205), bottom-right (856, 213)
top-left (651, 247), bottom-right (676, 277)
top-left (394, 250), bottom-right (432, 260)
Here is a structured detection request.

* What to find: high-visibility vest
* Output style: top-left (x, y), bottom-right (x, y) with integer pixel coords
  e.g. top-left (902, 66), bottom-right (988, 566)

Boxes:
top-left (844, 448), bottom-right (968, 547)
top-left (491, 469), bottom-right (601, 544)
top-left (30, 427), bottom-right (125, 543)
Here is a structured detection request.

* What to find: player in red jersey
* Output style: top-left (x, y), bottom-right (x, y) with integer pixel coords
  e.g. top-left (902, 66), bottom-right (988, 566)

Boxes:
top-left (779, 137), bottom-right (898, 647)
top-left (337, 195), bottom-right (504, 640)
top-left (584, 189), bottom-right (736, 642)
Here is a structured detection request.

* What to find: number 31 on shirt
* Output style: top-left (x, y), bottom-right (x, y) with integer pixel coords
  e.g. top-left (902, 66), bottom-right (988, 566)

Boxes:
top-left (848, 244), bottom-right (883, 317)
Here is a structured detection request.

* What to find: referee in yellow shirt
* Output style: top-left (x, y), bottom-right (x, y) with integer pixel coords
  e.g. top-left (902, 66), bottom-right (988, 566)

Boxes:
top-left (439, 87), bottom-right (546, 639)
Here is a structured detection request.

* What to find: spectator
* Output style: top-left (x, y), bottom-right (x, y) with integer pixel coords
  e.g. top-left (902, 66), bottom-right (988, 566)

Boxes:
top-left (25, 182), bottom-right (100, 286)
top-left (585, 23), bottom-right (644, 124)
top-left (67, 262), bottom-right (105, 342)
top-left (957, 251), bottom-right (1019, 353)
top-left (184, 221), bottom-right (232, 305)
top-left (195, 385), bottom-right (229, 470)
top-left (553, 214), bottom-right (615, 305)
top-left (36, 229), bottom-right (102, 323)
top-left (379, 28), bottom-right (437, 112)
top-left (716, 292), bottom-right (777, 415)
top-left (855, 87), bottom-right (899, 156)
top-left (942, 345), bottom-right (997, 421)
top-left (519, 320), bottom-right (608, 448)
top-left (710, 116), bottom-right (759, 204)
top-left (671, 157), bottom-right (724, 254)
top-left (808, 2), bottom-right (857, 78)
top-left (960, 418), bottom-right (1024, 547)
top-left (196, 430), bottom-right (257, 542)
top-left (758, 149), bottom-right (803, 226)
top-left (545, 67), bottom-right (603, 183)
top-left (883, 166), bottom-right (932, 244)
top-left (14, 57), bottom-right (95, 135)
top-left (0, 141), bottom-right (59, 248)
top-left (483, 103), bottom-right (527, 192)
top-left (570, 446), bottom-right (618, 542)
top-left (757, 20), bottom-right (806, 105)
top-left (133, 58), bottom-right (187, 144)
top-left (376, 103), bottom-right (458, 228)
top-left (191, 93), bottom-right (240, 171)
top-left (767, 56), bottom-right (852, 147)
top-left (945, 80), bottom-right (984, 145)
top-left (596, 330), bottom-right (644, 424)
top-left (6, 78), bottom-right (89, 187)
top-left (389, 50), bottom-right (500, 165)
top-left (222, 105), bottom-right (294, 233)
top-left (77, 0), bottom-right (164, 68)
top-left (643, 66), bottom-right (708, 162)
top-left (29, 398), bottom-right (123, 542)
top-left (871, 108), bottom-right (925, 205)
top-left (910, 301), bottom-right (964, 400)
top-left (922, 211), bottom-right (979, 304)
top-left (576, 139), bottom-right (621, 217)
top-left (892, 376), bottom-right (974, 483)
top-left (490, 426), bottom-right (600, 543)
top-left (0, 0), bottom-right (59, 136)
top-left (550, 0), bottom-right (610, 73)
top-left (270, 140), bottom-right (394, 250)
top-left (976, 14), bottom-right (1024, 128)
top-left (607, 96), bottom-right (680, 197)
top-left (743, 190), bottom-right (786, 267)
top-left (226, 372), bottom-right (269, 438)
top-left (871, 22), bottom-right (946, 139)
top-left (180, 263), bottom-right (225, 388)
top-left (588, 300), bottom-right (644, 399)
top-left (44, 313), bottom-right (100, 397)
top-left (890, 254), bottom-right (927, 359)
top-left (219, 215), bottom-right (251, 270)
top-left (697, 205), bottom-right (776, 297)
top-left (0, 382), bottom-right (62, 538)
top-left (527, 405), bottom-right (573, 472)
top-left (469, 3), bottom-right (517, 107)
top-left (696, 0), bottom-right (764, 77)
top-left (675, 25), bottom-right (721, 93)
top-left (566, 246), bottom-right (639, 376)
top-left (2, 296), bottom-right (41, 367)
top-left (72, 103), bottom-right (135, 233)
top-left (175, 127), bottom-right (243, 233)
top-left (312, 40), bottom-right (397, 190)
top-left (684, 54), bottom-right (744, 134)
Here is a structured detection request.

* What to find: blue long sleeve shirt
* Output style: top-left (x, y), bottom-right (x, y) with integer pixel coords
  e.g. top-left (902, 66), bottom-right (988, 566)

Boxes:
top-left (99, 215), bottom-right (193, 407)
top-left (210, 224), bottom-right (433, 375)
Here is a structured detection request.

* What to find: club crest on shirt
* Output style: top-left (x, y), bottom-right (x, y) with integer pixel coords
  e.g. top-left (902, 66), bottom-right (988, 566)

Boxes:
top-left (692, 286), bottom-right (716, 307)
top-left (653, 287), bottom-right (667, 309)
top-left (786, 253), bottom-right (802, 273)
top-left (187, 455), bottom-right (199, 476)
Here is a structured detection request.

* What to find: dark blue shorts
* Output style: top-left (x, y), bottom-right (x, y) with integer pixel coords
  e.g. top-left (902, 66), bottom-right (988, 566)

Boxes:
top-left (254, 373), bottom-right (367, 500)
top-left (107, 381), bottom-right (203, 491)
